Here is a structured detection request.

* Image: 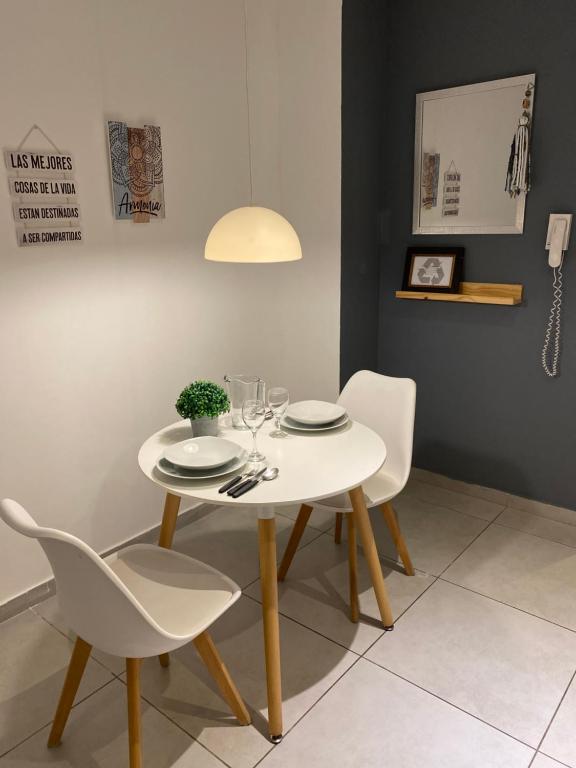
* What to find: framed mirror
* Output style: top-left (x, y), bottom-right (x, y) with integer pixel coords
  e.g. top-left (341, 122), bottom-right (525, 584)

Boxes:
top-left (412, 74), bottom-right (535, 235)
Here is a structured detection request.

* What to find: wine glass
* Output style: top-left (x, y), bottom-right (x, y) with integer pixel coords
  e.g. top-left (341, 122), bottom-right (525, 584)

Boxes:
top-left (268, 387), bottom-right (289, 437)
top-left (242, 398), bottom-right (266, 462)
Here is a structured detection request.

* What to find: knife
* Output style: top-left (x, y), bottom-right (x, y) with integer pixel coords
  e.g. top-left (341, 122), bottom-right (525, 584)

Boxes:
top-left (218, 469), bottom-right (255, 494)
top-left (227, 467), bottom-right (266, 496)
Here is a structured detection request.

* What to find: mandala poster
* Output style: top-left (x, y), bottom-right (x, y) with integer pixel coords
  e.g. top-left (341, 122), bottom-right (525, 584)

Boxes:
top-left (107, 121), bottom-right (165, 223)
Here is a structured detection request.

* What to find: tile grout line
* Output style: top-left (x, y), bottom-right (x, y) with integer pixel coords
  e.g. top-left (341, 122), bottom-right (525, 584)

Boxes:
top-left (360, 572), bottom-right (441, 657)
top-left (492, 519), bottom-right (576, 552)
top-left (402, 489), bottom-right (506, 524)
top-left (242, 591), bottom-right (365, 656)
top-left (240, 524), bottom-right (327, 594)
top-left (251, 655), bottom-right (366, 768)
top-left (410, 472), bottom-right (512, 505)
top-left (0, 676), bottom-right (118, 760)
top-left (134, 685), bottom-right (234, 768)
top-left (362, 655), bottom-right (538, 753)
top-left (438, 575), bottom-right (576, 638)
top-left (435, 514), bottom-right (495, 578)
top-left (435, 502), bottom-right (576, 636)
top-left (31, 606), bottom-right (124, 679)
top-left (412, 474), bottom-right (576, 530)
top-left (526, 667), bottom-right (576, 768)
top-left (535, 753), bottom-right (574, 768)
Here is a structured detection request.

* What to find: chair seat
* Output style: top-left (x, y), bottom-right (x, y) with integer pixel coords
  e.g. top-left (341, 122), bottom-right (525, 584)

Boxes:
top-left (311, 469), bottom-right (403, 512)
top-left (106, 544), bottom-right (240, 640)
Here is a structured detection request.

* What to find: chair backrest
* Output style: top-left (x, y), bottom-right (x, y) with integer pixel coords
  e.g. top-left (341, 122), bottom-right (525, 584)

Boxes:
top-left (0, 499), bottom-right (171, 657)
top-left (338, 370), bottom-right (416, 491)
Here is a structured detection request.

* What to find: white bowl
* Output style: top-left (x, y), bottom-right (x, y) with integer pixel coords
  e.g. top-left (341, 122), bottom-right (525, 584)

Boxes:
top-left (286, 400), bottom-right (347, 426)
top-left (163, 436), bottom-right (242, 469)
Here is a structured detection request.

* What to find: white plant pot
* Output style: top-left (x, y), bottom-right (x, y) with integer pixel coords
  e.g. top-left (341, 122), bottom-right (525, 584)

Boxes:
top-left (189, 417), bottom-right (219, 437)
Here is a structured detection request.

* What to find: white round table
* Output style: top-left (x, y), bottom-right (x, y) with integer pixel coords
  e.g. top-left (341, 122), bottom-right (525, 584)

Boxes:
top-left (138, 417), bottom-right (392, 741)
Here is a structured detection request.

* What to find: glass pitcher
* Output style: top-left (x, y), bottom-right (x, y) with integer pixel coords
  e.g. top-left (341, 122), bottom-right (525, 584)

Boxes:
top-left (224, 375), bottom-right (265, 430)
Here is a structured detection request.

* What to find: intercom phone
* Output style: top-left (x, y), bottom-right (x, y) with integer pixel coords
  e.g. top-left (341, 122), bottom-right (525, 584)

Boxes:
top-left (541, 214), bottom-right (572, 377)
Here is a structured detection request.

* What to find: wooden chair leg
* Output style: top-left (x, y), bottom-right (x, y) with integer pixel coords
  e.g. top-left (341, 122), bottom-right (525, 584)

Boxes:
top-left (277, 504), bottom-right (312, 581)
top-left (126, 658), bottom-right (142, 768)
top-left (157, 492), bottom-right (181, 668)
top-left (381, 502), bottom-right (415, 576)
top-left (194, 631), bottom-right (251, 725)
top-left (334, 512), bottom-right (343, 544)
top-left (347, 514), bottom-right (360, 623)
top-left (47, 636), bottom-right (92, 747)
top-left (349, 486), bottom-right (394, 629)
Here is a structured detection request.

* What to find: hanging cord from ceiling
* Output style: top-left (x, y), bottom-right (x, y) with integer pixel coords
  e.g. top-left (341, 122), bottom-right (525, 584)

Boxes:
top-left (243, 0), bottom-right (254, 205)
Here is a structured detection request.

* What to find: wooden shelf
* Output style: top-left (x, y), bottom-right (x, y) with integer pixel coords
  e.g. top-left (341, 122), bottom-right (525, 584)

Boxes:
top-left (395, 282), bottom-right (523, 306)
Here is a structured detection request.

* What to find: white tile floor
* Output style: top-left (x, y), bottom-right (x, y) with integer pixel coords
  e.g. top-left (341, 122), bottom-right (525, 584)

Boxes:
top-left (2, 473), bottom-right (576, 767)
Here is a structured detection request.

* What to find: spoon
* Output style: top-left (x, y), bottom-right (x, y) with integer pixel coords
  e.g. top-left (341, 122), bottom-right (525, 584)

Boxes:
top-left (230, 467), bottom-right (279, 498)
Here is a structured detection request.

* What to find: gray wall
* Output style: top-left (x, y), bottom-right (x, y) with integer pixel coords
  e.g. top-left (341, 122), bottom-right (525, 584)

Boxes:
top-left (340, 0), bottom-right (386, 383)
top-left (343, 0), bottom-right (576, 507)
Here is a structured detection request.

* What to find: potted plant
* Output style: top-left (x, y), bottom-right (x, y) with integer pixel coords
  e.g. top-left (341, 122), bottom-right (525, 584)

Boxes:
top-left (175, 380), bottom-right (230, 437)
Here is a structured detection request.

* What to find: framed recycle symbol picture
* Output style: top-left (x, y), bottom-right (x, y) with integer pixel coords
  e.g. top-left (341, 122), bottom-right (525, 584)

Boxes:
top-left (402, 246), bottom-right (464, 293)
top-left (107, 121), bottom-right (165, 223)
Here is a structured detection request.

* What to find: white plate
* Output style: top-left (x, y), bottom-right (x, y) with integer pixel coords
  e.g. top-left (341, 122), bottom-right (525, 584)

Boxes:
top-left (286, 400), bottom-right (346, 426)
top-left (156, 451), bottom-right (247, 480)
top-left (163, 436), bottom-right (242, 469)
top-left (281, 413), bottom-right (349, 432)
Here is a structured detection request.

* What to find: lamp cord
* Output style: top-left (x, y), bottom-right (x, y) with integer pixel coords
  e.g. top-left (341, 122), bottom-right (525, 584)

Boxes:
top-left (243, 0), bottom-right (254, 205)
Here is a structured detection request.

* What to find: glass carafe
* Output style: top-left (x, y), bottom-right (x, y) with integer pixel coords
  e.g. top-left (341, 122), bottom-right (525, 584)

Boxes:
top-left (224, 375), bottom-right (265, 430)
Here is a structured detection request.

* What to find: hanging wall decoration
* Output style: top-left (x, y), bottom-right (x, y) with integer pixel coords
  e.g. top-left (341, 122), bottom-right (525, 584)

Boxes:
top-left (442, 161), bottom-right (461, 217)
top-left (505, 82), bottom-right (534, 198)
top-left (4, 124), bottom-right (82, 247)
top-left (107, 121), bottom-right (165, 223)
top-left (421, 152), bottom-right (440, 210)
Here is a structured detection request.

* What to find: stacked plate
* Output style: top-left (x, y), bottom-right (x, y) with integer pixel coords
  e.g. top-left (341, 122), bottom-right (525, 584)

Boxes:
top-left (156, 436), bottom-right (247, 480)
top-left (281, 400), bottom-right (349, 432)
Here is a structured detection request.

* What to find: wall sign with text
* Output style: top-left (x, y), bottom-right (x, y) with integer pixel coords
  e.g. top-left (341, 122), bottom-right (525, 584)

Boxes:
top-left (4, 149), bottom-right (82, 247)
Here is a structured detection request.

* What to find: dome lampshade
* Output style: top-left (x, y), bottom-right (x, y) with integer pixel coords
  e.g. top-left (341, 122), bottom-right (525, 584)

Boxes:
top-left (204, 206), bottom-right (302, 263)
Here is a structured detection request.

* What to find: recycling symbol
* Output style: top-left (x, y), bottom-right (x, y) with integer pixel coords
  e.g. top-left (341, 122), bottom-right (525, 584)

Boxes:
top-left (417, 257), bottom-right (444, 285)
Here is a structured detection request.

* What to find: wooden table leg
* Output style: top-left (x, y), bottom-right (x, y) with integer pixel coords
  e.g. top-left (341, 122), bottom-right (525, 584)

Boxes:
top-left (277, 503), bottom-right (312, 581)
top-left (347, 514), bottom-right (360, 623)
top-left (158, 492), bottom-right (181, 668)
top-left (258, 512), bottom-right (283, 742)
top-left (158, 492), bottom-right (181, 549)
top-left (348, 486), bottom-right (394, 629)
top-left (334, 512), bottom-right (343, 544)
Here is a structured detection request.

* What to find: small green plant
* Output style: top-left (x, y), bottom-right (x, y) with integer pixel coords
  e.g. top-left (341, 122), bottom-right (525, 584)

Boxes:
top-left (176, 380), bottom-right (230, 421)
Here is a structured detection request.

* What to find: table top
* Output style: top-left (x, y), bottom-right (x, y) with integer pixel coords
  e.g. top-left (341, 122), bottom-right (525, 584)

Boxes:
top-left (138, 418), bottom-right (386, 508)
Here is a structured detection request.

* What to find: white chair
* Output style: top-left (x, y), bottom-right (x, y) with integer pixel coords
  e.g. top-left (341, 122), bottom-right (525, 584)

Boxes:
top-left (0, 499), bottom-right (250, 768)
top-left (278, 370), bottom-right (416, 623)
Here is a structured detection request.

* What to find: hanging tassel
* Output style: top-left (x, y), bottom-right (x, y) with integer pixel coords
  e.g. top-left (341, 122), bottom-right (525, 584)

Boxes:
top-left (505, 111), bottom-right (532, 198)
top-left (506, 83), bottom-right (534, 197)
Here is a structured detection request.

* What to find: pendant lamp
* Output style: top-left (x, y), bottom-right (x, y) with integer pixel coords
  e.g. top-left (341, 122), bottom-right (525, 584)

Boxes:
top-left (204, 2), bottom-right (302, 264)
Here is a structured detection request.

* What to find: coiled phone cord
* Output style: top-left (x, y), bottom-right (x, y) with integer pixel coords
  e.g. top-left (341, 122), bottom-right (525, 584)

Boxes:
top-left (541, 264), bottom-right (563, 377)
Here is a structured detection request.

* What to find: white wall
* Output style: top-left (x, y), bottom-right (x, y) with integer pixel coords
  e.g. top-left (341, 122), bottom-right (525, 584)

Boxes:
top-left (0, 0), bottom-right (341, 604)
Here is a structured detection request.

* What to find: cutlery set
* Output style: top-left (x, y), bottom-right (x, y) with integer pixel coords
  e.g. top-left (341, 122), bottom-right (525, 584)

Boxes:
top-left (218, 466), bottom-right (279, 497)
